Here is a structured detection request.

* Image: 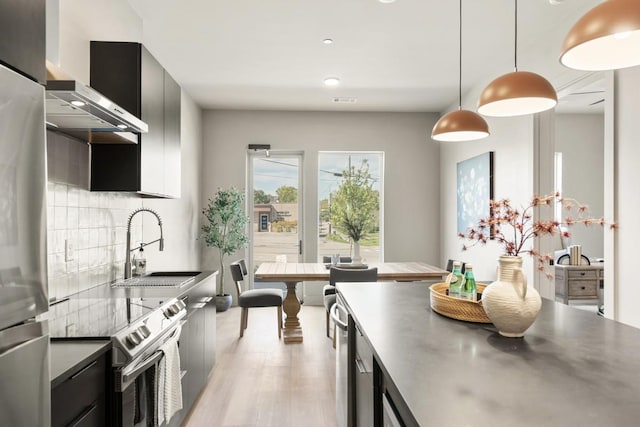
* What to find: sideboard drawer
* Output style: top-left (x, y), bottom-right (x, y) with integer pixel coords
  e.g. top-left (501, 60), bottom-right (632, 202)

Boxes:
top-left (568, 270), bottom-right (597, 280)
top-left (568, 280), bottom-right (598, 298)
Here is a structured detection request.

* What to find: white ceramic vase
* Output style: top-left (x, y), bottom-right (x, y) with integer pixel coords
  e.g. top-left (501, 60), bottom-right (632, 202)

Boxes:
top-left (352, 241), bottom-right (363, 265)
top-left (482, 255), bottom-right (541, 338)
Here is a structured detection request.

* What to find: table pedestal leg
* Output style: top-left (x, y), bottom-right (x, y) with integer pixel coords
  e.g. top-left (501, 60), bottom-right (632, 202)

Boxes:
top-left (282, 281), bottom-right (303, 343)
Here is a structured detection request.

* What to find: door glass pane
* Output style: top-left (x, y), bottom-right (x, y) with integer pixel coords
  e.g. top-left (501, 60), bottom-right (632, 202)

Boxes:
top-left (250, 154), bottom-right (302, 287)
top-left (318, 152), bottom-right (384, 263)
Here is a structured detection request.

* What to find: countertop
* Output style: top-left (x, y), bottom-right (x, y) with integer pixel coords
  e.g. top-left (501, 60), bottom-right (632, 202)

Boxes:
top-left (337, 282), bottom-right (640, 426)
top-left (50, 340), bottom-right (111, 388)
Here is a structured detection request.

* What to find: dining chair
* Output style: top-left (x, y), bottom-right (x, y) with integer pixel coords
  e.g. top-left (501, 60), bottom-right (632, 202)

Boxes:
top-left (446, 259), bottom-right (466, 274)
top-left (323, 267), bottom-right (378, 340)
top-left (322, 256), bottom-right (353, 264)
top-left (231, 260), bottom-right (283, 338)
top-left (238, 259), bottom-right (248, 276)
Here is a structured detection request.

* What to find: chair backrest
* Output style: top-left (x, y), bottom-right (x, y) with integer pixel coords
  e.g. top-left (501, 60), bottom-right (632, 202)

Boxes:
top-left (238, 259), bottom-right (248, 275)
top-left (329, 267), bottom-right (378, 286)
top-left (322, 256), bottom-right (353, 264)
top-left (230, 261), bottom-right (244, 296)
top-left (445, 259), bottom-right (455, 272)
top-left (446, 259), bottom-right (466, 274)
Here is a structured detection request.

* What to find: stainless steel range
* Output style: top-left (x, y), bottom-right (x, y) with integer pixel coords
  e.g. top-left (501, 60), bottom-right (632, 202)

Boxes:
top-left (111, 298), bottom-right (186, 388)
top-left (50, 290), bottom-right (187, 426)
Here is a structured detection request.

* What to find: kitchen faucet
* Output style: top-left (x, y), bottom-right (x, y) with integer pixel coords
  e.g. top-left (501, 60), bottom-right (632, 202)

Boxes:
top-left (124, 208), bottom-right (164, 279)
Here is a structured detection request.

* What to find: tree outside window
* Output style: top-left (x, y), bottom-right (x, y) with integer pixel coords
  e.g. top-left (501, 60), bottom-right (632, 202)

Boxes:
top-left (330, 160), bottom-right (379, 244)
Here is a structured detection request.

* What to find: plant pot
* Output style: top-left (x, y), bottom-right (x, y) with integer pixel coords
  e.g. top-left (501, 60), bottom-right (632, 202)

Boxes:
top-left (215, 294), bottom-right (233, 312)
top-left (482, 255), bottom-right (542, 338)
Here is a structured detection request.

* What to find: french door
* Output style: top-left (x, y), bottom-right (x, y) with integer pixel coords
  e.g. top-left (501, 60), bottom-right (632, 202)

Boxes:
top-left (247, 151), bottom-right (303, 288)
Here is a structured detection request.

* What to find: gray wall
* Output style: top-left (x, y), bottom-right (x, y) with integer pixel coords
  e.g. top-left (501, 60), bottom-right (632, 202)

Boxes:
top-left (609, 68), bottom-right (640, 328)
top-left (439, 115), bottom-right (536, 285)
top-left (201, 110), bottom-right (441, 297)
top-left (555, 113), bottom-right (604, 258)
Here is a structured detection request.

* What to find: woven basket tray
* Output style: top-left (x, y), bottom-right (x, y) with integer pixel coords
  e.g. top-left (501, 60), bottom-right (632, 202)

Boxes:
top-left (429, 282), bottom-right (492, 324)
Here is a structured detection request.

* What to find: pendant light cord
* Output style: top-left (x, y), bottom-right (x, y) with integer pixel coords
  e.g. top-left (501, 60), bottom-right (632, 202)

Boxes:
top-left (514, 0), bottom-right (518, 71)
top-left (458, 0), bottom-right (462, 109)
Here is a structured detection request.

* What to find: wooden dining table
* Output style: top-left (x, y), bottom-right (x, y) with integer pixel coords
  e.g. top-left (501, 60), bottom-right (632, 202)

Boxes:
top-left (254, 261), bottom-right (449, 343)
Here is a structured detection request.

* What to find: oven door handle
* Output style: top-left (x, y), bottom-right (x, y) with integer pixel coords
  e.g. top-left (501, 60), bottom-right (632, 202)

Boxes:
top-left (122, 350), bottom-right (164, 385)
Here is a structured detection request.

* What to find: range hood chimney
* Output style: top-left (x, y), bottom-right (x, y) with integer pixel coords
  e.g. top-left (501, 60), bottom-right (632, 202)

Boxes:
top-left (45, 63), bottom-right (147, 144)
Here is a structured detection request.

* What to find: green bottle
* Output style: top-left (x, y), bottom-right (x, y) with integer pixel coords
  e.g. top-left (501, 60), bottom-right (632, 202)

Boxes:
top-left (461, 264), bottom-right (477, 301)
top-left (448, 261), bottom-right (465, 299)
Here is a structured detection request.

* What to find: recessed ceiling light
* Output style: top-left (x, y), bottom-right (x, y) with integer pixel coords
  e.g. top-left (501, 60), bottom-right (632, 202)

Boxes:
top-left (323, 77), bottom-right (340, 87)
top-left (70, 100), bottom-right (86, 107)
top-left (379, 0), bottom-right (396, 3)
top-left (323, 38), bottom-right (333, 45)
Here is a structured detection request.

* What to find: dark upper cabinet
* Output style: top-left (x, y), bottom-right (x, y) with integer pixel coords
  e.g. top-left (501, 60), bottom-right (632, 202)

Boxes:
top-left (89, 41), bottom-right (181, 198)
top-left (0, 0), bottom-right (46, 83)
top-left (163, 70), bottom-right (182, 197)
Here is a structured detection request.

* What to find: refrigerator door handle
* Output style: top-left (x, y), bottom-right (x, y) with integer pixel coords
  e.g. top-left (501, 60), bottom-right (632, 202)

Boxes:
top-left (0, 321), bottom-right (47, 356)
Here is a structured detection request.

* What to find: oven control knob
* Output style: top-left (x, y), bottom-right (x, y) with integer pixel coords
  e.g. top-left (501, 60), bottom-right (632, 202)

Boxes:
top-left (133, 330), bottom-right (145, 342)
top-left (138, 325), bottom-right (151, 338)
top-left (175, 299), bottom-right (186, 310)
top-left (168, 304), bottom-right (179, 315)
top-left (126, 333), bottom-right (141, 347)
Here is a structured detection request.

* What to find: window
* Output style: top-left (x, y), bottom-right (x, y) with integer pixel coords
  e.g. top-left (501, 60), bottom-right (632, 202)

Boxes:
top-left (318, 152), bottom-right (384, 263)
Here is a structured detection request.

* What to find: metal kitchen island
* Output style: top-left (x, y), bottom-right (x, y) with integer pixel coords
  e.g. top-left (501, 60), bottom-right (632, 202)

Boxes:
top-left (337, 282), bottom-right (640, 426)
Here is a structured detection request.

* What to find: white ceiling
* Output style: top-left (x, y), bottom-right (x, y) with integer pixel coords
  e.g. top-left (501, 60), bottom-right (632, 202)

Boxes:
top-left (127, 0), bottom-right (603, 113)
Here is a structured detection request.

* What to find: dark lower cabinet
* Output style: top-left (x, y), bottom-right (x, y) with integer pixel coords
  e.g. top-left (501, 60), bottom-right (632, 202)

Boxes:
top-left (183, 299), bottom-right (206, 407)
top-left (203, 297), bottom-right (217, 375)
top-left (170, 290), bottom-right (216, 426)
top-left (51, 352), bottom-right (108, 427)
top-left (354, 323), bottom-right (374, 427)
top-left (348, 316), bottom-right (414, 427)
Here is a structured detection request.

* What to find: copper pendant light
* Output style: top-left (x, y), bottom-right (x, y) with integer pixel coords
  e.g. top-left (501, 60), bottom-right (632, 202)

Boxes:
top-left (432, 0), bottom-right (489, 142)
top-left (477, 0), bottom-right (557, 117)
top-left (560, 0), bottom-right (640, 71)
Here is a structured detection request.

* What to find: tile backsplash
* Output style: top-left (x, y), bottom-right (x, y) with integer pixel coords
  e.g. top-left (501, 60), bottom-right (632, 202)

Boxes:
top-left (46, 131), bottom-right (144, 301)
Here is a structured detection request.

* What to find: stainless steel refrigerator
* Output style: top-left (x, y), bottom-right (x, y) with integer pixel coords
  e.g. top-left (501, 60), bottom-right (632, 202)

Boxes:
top-left (0, 63), bottom-right (49, 426)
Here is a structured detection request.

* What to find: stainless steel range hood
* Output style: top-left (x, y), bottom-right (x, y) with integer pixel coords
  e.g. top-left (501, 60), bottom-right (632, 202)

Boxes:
top-left (45, 79), bottom-right (148, 144)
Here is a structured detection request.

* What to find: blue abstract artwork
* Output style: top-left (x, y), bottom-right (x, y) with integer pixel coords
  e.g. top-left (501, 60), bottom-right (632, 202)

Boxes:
top-left (457, 152), bottom-right (494, 234)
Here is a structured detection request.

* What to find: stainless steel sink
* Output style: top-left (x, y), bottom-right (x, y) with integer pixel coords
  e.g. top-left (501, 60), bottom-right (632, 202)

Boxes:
top-left (112, 271), bottom-right (201, 288)
top-left (144, 271), bottom-right (201, 277)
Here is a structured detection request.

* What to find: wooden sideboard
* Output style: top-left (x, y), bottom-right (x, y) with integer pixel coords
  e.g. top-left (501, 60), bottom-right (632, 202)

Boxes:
top-left (555, 264), bottom-right (604, 305)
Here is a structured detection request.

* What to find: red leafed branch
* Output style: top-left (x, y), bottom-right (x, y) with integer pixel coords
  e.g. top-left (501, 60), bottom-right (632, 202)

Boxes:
top-left (458, 193), bottom-right (617, 279)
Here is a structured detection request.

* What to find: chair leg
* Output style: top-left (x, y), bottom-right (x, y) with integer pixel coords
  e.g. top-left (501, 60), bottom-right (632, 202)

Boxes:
top-left (326, 310), bottom-right (330, 338)
top-left (240, 307), bottom-right (247, 338)
top-left (277, 306), bottom-right (282, 339)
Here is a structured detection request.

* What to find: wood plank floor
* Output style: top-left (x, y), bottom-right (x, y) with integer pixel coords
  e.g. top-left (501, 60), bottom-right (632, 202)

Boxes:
top-left (183, 306), bottom-right (337, 427)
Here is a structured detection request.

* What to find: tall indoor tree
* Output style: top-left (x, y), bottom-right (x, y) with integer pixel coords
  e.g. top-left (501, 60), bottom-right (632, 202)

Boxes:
top-left (201, 187), bottom-right (249, 311)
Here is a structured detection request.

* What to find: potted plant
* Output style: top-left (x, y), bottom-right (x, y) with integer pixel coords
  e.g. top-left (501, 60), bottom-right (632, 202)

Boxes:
top-left (330, 161), bottom-right (379, 264)
top-left (201, 187), bottom-right (249, 312)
